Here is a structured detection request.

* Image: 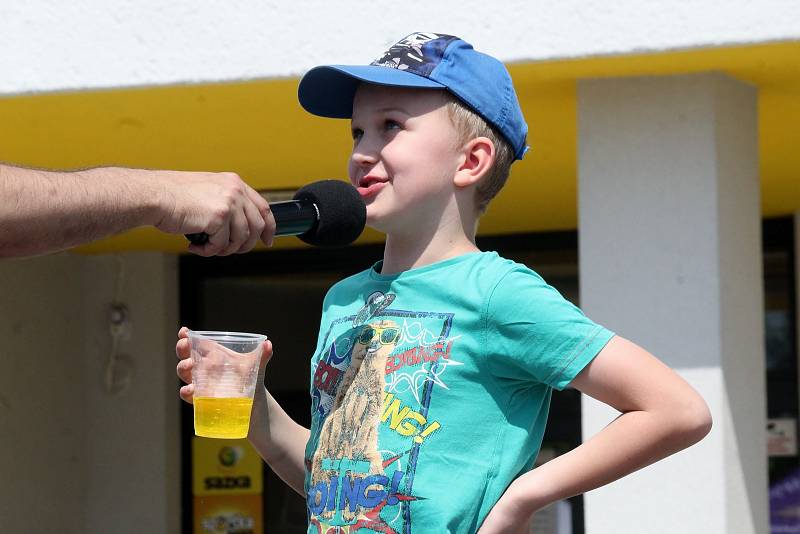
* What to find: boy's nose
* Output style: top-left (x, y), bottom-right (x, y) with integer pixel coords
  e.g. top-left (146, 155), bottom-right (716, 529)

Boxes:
top-left (351, 147), bottom-right (379, 168)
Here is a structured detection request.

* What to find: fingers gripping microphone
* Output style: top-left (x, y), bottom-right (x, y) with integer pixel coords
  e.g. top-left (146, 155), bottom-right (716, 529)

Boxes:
top-left (185, 179), bottom-right (367, 249)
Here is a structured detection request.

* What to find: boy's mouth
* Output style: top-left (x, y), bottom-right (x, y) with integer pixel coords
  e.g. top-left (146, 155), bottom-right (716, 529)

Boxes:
top-left (357, 176), bottom-right (389, 198)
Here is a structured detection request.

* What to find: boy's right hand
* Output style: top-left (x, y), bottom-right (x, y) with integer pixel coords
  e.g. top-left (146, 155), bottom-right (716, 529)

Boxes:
top-left (175, 326), bottom-right (274, 404)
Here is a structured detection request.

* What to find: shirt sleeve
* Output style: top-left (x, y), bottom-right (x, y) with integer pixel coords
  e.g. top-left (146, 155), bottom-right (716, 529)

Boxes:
top-left (308, 290), bottom-right (332, 391)
top-left (485, 265), bottom-right (615, 390)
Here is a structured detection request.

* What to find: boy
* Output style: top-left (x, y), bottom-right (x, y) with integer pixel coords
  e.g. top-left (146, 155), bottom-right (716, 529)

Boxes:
top-left (176, 32), bottom-right (712, 533)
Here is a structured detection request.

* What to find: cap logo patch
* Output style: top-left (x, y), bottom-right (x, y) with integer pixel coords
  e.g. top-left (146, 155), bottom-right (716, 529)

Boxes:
top-left (370, 32), bottom-right (458, 77)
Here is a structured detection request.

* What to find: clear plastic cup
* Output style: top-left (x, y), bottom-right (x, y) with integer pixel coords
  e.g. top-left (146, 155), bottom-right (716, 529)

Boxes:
top-left (188, 331), bottom-right (266, 439)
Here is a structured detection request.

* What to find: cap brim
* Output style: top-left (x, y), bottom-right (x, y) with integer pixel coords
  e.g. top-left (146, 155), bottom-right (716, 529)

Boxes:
top-left (298, 65), bottom-right (445, 118)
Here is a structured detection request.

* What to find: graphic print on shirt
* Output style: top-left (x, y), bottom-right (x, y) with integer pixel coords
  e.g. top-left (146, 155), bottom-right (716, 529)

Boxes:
top-left (307, 291), bottom-right (461, 534)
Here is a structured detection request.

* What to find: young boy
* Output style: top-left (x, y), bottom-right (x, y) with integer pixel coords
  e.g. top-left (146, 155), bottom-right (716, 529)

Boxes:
top-left (176, 32), bottom-right (712, 533)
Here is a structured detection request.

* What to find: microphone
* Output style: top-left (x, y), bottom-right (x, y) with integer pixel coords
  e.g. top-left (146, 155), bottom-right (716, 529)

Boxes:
top-left (185, 179), bottom-right (367, 248)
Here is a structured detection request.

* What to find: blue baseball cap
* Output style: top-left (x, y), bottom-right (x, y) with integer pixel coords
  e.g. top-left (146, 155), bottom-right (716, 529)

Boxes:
top-left (298, 32), bottom-right (529, 160)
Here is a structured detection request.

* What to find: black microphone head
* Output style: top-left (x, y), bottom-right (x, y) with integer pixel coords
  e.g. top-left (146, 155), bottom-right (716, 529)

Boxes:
top-left (293, 179), bottom-right (366, 247)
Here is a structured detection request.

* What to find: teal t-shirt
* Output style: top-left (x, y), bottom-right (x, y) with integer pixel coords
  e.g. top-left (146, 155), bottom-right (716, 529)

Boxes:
top-left (303, 251), bottom-right (614, 533)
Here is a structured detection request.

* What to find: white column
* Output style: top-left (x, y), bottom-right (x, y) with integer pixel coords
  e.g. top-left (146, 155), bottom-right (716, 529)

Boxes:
top-left (0, 253), bottom-right (89, 533)
top-left (577, 73), bottom-right (767, 533)
top-left (81, 252), bottom-right (181, 534)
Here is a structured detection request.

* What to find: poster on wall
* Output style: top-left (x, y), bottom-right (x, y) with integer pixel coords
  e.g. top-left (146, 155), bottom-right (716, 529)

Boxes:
top-left (770, 468), bottom-right (800, 534)
top-left (192, 437), bottom-right (264, 534)
top-left (768, 419), bottom-right (798, 457)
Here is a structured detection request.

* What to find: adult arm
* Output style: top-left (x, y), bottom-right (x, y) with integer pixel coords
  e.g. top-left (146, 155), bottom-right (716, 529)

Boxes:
top-left (176, 328), bottom-right (310, 496)
top-left (0, 163), bottom-right (275, 258)
top-left (478, 335), bottom-right (712, 533)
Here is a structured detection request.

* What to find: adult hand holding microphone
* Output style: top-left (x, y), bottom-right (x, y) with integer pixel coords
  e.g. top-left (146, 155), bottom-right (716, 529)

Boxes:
top-left (0, 164), bottom-right (365, 258)
top-left (186, 179), bottom-right (367, 249)
top-left (0, 164), bottom-right (276, 258)
top-left (155, 170), bottom-right (276, 257)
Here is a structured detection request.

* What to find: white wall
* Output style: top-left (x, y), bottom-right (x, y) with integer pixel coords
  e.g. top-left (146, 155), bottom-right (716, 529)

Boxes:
top-left (0, 252), bottom-right (180, 533)
top-left (2, 0), bottom-right (799, 95)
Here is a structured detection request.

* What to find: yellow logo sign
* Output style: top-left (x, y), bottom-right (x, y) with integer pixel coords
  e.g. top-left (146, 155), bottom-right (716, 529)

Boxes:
top-left (192, 437), bottom-right (263, 496)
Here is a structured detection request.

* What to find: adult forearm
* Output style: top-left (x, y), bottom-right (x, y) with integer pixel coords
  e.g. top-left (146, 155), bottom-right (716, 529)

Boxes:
top-left (505, 407), bottom-right (710, 518)
top-left (248, 387), bottom-right (310, 496)
top-left (0, 164), bottom-right (158, 257)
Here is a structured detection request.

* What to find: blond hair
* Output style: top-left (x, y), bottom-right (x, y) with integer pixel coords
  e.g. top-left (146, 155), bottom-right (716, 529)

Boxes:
top-left (445, 95), bottom-right (515, 214)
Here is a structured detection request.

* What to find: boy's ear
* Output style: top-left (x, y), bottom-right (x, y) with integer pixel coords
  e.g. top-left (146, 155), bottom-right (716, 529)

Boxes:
top-left (454, 137), bottom-right (495, 188)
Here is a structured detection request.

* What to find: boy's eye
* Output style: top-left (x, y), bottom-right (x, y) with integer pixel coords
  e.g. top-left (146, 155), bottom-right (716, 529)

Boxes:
top-left (384, 120), bottom-right (401, 131)
top-left (351, 127), bottom-right (364, 141)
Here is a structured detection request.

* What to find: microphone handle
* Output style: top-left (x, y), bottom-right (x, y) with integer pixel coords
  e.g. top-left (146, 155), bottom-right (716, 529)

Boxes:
top-left (185, 199), bottom-right (319, 246)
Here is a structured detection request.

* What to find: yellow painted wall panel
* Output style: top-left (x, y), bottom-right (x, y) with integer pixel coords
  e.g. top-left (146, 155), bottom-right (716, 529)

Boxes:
top-left (1, 41), bottom-right (798, 252)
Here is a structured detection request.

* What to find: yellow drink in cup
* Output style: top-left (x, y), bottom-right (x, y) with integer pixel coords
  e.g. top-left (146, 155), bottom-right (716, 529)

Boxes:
top-left (193, 397), bottom-right (255, 438)
top-left (188, 331), bottom-right (266, 439)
